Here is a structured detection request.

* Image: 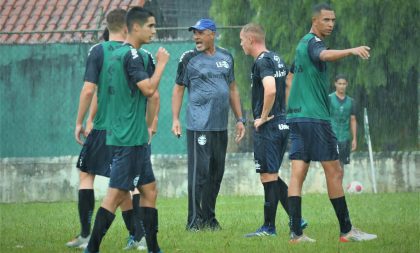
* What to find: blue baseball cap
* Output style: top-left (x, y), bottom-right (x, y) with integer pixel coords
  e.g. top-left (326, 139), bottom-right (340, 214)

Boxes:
top-left (188, 19), bottom-right (216, 32)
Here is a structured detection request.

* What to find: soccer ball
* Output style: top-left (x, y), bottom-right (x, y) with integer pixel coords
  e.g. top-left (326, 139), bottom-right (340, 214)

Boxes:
top-left (346, 181), bottom-right (363, 194)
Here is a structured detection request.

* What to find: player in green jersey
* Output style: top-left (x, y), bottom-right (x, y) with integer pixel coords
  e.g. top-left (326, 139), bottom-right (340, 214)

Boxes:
top-left (84, 6), bottom-right (169, 253)
top-left (329, 74), bottom-right (357, 169)
top-left (286, 3), bottom-right (376, 243)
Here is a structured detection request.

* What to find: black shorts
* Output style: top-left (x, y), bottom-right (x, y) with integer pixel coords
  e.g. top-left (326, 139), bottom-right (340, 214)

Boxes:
top-left (109, 145), bottom-right (147, 191)
top-left (253, 118), bottom-right (289, 173)
top-left (338, 140), bottom-right (351, 165)
top-left (76, 129), bottom-right (112, 177)
top-left (288, 121), bottom-right (339, 163)
top-left (139, 144), bottom-right (156, 186)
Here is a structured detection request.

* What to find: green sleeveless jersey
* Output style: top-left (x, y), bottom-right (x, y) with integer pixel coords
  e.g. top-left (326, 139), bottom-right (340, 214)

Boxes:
top-left (94, 41), bottom-right (123, 130)
top-left (329, 93), bottom-right (354, 142)
top-left (106, 45), bottom-right (150, 146)
top-left (287, 33), bottom-right (330, 121)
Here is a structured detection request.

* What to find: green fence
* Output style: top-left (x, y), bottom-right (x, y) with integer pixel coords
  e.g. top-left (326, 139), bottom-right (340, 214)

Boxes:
top-left (0, 42), bottom-right (198, 157)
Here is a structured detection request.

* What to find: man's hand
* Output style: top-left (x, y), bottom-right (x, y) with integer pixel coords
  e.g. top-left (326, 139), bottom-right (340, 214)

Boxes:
top-left (148, 128), bottom-right (153, 144)
top-left (156, 47), bottom-right (170, 65)
top-left (352, 138), bottom-right (357, 151)
top-left (235, 122), bottom-right (246, 143)
top-left (172, 119), bottom-right (182, 138)
top-left (254, 115), bottom-right (274, 131)
top-left (351, 46), bottom-right (371, 60)
top-left (84, 120), bottom-right (93, 137)
top-left (75, 124), bottom-right (85, 145)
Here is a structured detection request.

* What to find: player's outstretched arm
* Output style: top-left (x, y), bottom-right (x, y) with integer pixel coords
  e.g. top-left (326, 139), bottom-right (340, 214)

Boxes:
top-left (75, 82), bottom-right (96, 145)
top-left (320, 46), bottom-right (371, 62)
top-left (171, 84), bottom-right (185, 138)
top-left (137, 47), bottom-right (170, 97)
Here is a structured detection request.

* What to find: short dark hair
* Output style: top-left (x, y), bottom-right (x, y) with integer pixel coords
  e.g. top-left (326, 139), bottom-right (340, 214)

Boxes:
top-left (312, 3), bottom-right (333, 16)
top-left (102, 27), bottom-right (109, 41)
top-left (106, 8), bottom-right (126, 33)
top-left (126, 6), bottom-right (155, 33)
top-left (335, 74), bottom-right (348, 82)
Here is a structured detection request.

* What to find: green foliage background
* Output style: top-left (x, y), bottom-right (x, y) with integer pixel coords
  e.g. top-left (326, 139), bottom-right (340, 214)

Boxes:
top-left (210, 0), bottom-right (419, 151)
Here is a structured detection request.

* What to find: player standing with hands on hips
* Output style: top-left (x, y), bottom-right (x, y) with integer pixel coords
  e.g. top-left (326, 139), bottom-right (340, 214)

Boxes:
top-left (286, 3), bottom-right (377, 243)
top-left (239, 23), bottom-right (308, 237)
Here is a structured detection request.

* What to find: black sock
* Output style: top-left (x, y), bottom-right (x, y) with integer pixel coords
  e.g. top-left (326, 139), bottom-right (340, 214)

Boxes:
top-left (78, 189), bottom-right (95, 237)
top-left (144, 207), bottom-right (160, 253)
top-left (330, 196), bottom-right (352, 234)
top-left (122, 209), bottom-right (135, 236)
top-left (277, 177), bottom-right (289, 215)
top-left (288, 196), bottom-right (302, 236)
top-left (262, 181), bottom-right (279, 228)
top-left (87, 207), bottom-right (115, 253)
top-left (133, 195), bottom-right (145, 241)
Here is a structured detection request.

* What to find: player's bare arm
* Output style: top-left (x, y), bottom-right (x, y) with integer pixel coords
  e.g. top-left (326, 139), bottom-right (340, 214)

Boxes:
top-left (75, 81), bottom-right (96, 145)
top-left (351, 115), bottom-right (357, 151)
top-left (85, 90), bottom-right (98, 136)
top-left (146, 91), bottom-right (160, 143)
top-left (171, 84), bottom-right (185, 137)
top-left (229, 81), bottom-right (245, 143)
top-left (254, 76), bottom-right (276, 130)
top-left (285, 72), bottom-right (293, 106)
top-left (137, 47), bottom-right (170, 97)
top-left (319, 46), bottom-right (371, 62)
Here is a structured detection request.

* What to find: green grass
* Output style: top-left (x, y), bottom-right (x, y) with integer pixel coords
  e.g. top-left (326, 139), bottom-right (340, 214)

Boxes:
top-left (1, 193), bottom-right (419, 253)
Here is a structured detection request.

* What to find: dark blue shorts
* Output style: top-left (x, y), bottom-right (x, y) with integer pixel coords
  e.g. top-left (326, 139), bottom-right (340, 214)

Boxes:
top-left (76, 129), bottom-right (112, 177)
top-left (139, 144), bottom-right (156, 186)
top-left (338, 140), bottom-right (351, 165)
top-left (109, 145), bottom-right (147, 191)
top-left (288, 121), bottom-right (339, 163)
top-left (253, 118), bottom-right (289, 173)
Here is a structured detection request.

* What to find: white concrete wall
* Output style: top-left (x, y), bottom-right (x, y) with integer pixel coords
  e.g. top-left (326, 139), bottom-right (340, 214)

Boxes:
top-left (1, 151), bottom-right (419, 203)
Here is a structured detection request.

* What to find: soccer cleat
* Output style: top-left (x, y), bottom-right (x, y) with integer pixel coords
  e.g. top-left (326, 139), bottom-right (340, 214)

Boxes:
top-left (300, 218), bottom-right (308, 230)
top-left (205, 218), bottom-right (222, 231)
top-left (289, 232), bottom-right (316, 243)
top-left (244, 225), bottom-right (277, 237)
top-left (136, 237), bottom-right (147, 251)
top-left (339, 227), bottom-right (378, 242)
top-left (186, 219), bottom-right (203, 232)
top-left (65, 235), bottom-right (90, 248)
top-left (123, 235), bottom-right (147, 250)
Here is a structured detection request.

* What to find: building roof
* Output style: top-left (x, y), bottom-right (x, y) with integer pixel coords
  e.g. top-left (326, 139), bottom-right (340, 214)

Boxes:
top-left (0, 0), bottom-right (145, 44)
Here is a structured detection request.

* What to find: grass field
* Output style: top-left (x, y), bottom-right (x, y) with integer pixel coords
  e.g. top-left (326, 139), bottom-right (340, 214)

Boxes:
top-left (1, 193), bottom-right (419, 253)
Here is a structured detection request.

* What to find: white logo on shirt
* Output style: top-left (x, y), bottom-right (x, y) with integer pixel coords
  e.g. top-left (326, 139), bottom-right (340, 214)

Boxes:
top-left (278, 124), bottom-right (289, 130)
top-left (216, 61), bottom-right (229, 68)
top-left (131, 48), bottom-right (139, 59)
top-left (274, 70), bottom-right (287, 77)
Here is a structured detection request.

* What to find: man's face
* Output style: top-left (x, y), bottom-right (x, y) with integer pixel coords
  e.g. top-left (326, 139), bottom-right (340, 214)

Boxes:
top-left (239, 30), bottom-right (252, 55)
top-left (136, 16), bottom-right (156, 44)
top-left (313, 10), bottom-right (336, 37)
top-left (192, 29), bottom-right (215, 52)
top-left (335, 78), bottom-right (348, 94)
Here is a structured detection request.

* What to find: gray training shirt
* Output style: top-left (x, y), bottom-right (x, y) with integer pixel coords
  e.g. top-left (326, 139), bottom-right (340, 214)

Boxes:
top-left (175, 47), bottom-right (235, 131)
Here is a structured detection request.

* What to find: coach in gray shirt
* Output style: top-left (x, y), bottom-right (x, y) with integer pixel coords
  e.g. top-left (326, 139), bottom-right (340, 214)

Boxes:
top-left (172, 18), bottom-right (245, 231)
